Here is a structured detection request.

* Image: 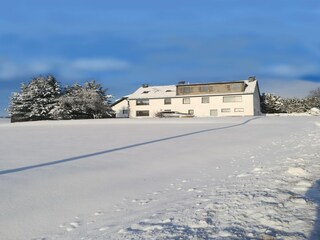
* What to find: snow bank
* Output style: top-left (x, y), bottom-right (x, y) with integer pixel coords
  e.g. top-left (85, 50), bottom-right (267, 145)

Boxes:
top-left (309, 107), bottom-right (320, 116)
top-left (266, 108), bottom-right (320, 117)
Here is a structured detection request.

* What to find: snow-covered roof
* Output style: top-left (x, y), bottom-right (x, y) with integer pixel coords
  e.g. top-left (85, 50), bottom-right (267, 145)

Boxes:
top-left (129, 85), bottom-right (177, 99)
top-left (243, 80), bottom-right (258, 94)
top-left (128, 80), bottom-right (258, 99)
top-left (244, 80), bottom-right (258, 93)
top-left (111, 96), bottom-right (128, 107)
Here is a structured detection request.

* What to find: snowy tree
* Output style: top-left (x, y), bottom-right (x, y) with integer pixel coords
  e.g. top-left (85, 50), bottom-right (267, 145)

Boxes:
top-left (260, 93), bottom-right (285, 113)
top-left (309, 87), bottom-right (320, 97)
top-left (261, 88), bottom-right (320, 114)
top-left (305, 87), bottom-right (320, 109)
top-left (83, 80), bottom-right (114, 118)
top-left (9, 75), bottom-right (61, 122)
top-left (54, 80), bottom-right (114, 119)
top-left (282, 98), bottom-right (307, 113)
top-left (305, 97), bottom-right (320, 109)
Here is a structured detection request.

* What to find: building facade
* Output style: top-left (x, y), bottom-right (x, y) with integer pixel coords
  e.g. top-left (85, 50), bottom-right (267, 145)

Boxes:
top-left (111, 97), bottom-right (129, 118)
top-left (112, 78), bottom-right (261, 118)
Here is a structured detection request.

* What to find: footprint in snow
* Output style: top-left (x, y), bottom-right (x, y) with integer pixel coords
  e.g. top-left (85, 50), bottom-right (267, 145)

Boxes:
top-left (252, 167), bottom-right (263, 172)
top-left (187, 188), bottom-right (196, 192)
top-left (286, 167), bottom-right (309, 177)
top-left (93, 211), bottom-right (104, 216)
top-left (289, 197), bottom-right (307, 205)
top-left (236, 173), bottom-right (250, 178)
top-left (60, 221), bottom-right (81, 232)
top-left (99, 226), bottom-right (109, 231)
top-left (146, 191), bottom-right (163, 196)
top-left (132, 198), bottom-right (153, 205)
top-left (292, 180), bottom-right (313, 193)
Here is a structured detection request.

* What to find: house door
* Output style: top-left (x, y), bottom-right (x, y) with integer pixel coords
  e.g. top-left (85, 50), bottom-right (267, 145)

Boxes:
top-left (210, 109), bottom-right (218, 117)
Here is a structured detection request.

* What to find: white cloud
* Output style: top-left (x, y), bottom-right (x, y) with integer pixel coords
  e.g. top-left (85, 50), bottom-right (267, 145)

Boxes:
top-left (0, 57), bottom-right (130, 81)
top-left (26, 61), bottom-right (54, 73)
top-left (0, 62), bottom-right (21, 79)
top-left (71, 58), bottom-right (129, 72)
top-left (264, 64), bottom-right (318, 78)
top-left (260, 79), bottom-right (320, 98)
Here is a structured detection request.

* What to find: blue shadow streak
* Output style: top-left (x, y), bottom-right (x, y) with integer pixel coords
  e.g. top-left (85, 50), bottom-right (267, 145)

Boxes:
top-left (306, 179), bottom-right (320, 239)
top-left (0, 117), bottom-right (259, 176)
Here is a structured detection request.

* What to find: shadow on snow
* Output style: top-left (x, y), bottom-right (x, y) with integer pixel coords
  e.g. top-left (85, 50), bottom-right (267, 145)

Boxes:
top-left (306, 179), bottom-right (320, 240)
top-left (0, 117), bottom-right (259, 176)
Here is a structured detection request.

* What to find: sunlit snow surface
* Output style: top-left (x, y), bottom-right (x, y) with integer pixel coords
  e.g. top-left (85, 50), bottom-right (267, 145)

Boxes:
top-left (0, 117), bottom-right (319, 239)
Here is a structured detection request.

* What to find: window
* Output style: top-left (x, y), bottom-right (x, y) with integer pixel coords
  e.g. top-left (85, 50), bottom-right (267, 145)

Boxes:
top-left (188, 109), bottom-right (194, 115)
top-left (142, 91), bottom-right (149, 94)
top-left (136, 99), bottom-right (149, 105)
top-left (230, 83), bottom-right (243, 91)
top-left (210, 109), bottom-right (218, 116)
top-left (136, 110), bottom-right (149, 117)
top-left (183, 86), bottom-right (191, 94)
top-left (122, 109), bottom-right (128, 114)
top-left (221, 108), bottom-right (231, 113)
top-left (166, 90), bottom-right (173, 92)
top-left (199, 86), bottom-right (209, 92)
top-left (223, 96), bottom-right (242, 102)
top-left (164, 98), bottom-right (171, 105)
top-left (183, 98), bottom-right (190, 104)
top-left (234, 108), bottom-right (244, 112)
top-left (201, 97), bottom-right (209, 103)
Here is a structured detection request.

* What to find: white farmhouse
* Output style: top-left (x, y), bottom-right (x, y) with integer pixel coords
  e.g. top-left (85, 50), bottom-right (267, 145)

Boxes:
top-left (112, 77), bottom-right (261, 118)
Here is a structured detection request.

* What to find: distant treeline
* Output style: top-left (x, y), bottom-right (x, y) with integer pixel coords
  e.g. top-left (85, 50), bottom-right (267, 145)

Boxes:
top-left (260, 88), bottom-right (320, 114)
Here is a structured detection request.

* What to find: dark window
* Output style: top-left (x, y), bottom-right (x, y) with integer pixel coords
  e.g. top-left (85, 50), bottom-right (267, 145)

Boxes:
top-left (136, 110), bottom-right (149, 116)
top-left (188, 109), bottom-right (194, 115)
top-left (183, 87), bottom-right (191, 94)
top-left (221, 108), bottom-right (231, 113)
top-left (202, 97), bottom-right (209, 103)
top-left (183, 98), bottom-right (190, 104)
top-left (230, 83), bottom-right (242, 91)
top-left (234, 108), bottom-right (244, 112)
top-left (199, 86), bottom-right (209, 92)
top-left (210, 109), bottom-right (218, 116)
top-left (136, 99), bottom-right (149, 105)
top-left (223, 96), bottom-right (242, 102)
top-left (164, 98), bottom-right (171, 104)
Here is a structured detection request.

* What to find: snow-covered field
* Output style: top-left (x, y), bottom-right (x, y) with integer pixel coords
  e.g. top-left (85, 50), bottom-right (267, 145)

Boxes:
top-left (0, 117), bottom-right (319, 240)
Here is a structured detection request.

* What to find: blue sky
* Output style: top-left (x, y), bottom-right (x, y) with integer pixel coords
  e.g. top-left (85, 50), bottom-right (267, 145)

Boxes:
top-left (1, 0), bottom-right (320, 116)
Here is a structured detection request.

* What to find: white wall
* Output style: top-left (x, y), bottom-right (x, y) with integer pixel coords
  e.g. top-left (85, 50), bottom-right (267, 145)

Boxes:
top-left (112, 99), bottom-right (129, 118)
top-left (129, 94), bottom-right (256, 117)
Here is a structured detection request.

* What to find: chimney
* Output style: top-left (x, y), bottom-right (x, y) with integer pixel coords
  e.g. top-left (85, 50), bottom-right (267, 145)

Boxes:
top-left (178, 80), bottom-right (186, 85)
top-left (248, 76), bottom-right (256, 82)
top-left (142, 84), bottom-right (149, 88)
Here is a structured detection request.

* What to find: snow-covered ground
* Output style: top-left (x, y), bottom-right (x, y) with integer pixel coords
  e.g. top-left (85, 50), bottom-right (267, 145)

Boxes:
top-left (0, 117), bottom-right (319, 240)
